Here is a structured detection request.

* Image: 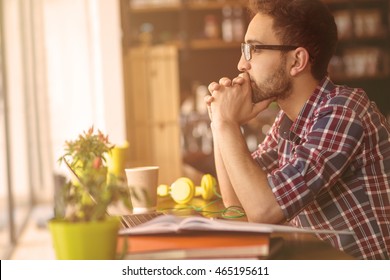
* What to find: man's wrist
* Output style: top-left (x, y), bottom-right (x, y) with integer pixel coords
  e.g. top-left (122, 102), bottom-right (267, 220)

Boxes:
top-left (211, 119), bottom-right (241, 133)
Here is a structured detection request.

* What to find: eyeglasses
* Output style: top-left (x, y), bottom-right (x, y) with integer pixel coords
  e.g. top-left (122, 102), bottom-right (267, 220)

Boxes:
top-left (241, 43), bottom-right (298, 61)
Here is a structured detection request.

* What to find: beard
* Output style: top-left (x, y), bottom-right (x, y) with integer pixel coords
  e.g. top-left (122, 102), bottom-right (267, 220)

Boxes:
top-left (250, 56), bottom-right (293, 103)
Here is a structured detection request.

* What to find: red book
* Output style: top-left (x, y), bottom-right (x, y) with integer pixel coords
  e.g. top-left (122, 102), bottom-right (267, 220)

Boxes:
top-left (117, 232), bottom-right (270, 259)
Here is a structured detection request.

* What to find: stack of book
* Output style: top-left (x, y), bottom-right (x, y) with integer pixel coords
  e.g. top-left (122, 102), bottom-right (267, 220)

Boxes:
top-left (118, 232), bottom-right (270, 260)
top-left (117, 214), bottom-right (352, 260)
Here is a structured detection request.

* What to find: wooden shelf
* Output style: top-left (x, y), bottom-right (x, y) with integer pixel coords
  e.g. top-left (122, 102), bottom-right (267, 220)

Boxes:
top-left (126, 0), bottom-right (248, 50)
top-left (187, 0), bottom-right (248, 10)
top-left (332, 72), bottom-right (390, 82)
top-left (339, 36), bottom-right (389, 43)
top-left (140, 40), bottom-right (239, 50)
top-left (130, 4), bottom-right (181, 13)
top-left (324, 0), bottom-right (387, 4)
top-left (130, 0), bottom-right (248, 13)
top-left (188, 39), bottom-right (240, 50)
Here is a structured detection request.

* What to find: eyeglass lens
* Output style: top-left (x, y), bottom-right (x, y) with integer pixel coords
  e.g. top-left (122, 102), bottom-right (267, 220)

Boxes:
top-left (241, 43), bottom-right (251, 61)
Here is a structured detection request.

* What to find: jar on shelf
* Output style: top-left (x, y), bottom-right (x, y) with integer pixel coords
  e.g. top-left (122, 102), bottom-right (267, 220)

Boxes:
top-left (204, 14), bottom-right (220, 39)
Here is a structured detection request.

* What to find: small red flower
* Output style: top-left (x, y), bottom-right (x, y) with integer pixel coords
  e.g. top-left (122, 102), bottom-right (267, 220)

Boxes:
top-left (92, 157), bottom-right (102, 169)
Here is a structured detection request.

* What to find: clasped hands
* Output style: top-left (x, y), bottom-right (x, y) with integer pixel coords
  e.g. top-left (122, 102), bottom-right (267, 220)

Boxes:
top-left (205, 72), bottom-right (274, 125)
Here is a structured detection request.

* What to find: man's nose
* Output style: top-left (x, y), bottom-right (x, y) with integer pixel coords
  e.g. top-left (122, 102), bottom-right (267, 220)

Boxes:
top-left (237, 54), bottom-right (250, 72)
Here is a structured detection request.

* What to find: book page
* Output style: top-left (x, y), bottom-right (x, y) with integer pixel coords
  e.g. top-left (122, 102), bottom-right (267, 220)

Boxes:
top-left (121, 215), bottom-right (183, 234)
top-left (197, 218), bottom-right (354, 235)
top-left (119, 214), bottom-right (354, 235)
top-left (119, 215), bottom-right (273, 235)
top-left (178, 217), bottom-right (273, 233)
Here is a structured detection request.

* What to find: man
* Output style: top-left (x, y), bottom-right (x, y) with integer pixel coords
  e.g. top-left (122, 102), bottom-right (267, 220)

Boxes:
top-left (205, 0), bottom-right (390, 260)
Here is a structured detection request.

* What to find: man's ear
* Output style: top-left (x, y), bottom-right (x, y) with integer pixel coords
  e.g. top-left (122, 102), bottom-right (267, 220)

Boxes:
top-left (290, 47), bottom-right (310, 76)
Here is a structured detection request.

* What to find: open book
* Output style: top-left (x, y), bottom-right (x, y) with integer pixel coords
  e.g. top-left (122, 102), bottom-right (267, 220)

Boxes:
top-left (118, 214), bottom-right (354, 236)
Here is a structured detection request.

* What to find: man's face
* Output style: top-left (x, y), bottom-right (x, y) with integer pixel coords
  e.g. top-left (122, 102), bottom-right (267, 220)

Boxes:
top-left (238, 13), bottom-right (292, 103)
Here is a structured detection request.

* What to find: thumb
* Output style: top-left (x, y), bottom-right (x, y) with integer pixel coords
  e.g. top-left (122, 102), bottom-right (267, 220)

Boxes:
top-left (237, 72), bottom-right (251, 86)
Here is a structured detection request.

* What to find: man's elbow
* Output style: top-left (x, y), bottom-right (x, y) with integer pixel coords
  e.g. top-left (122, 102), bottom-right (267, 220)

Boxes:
top-left (246, 205), bottom-right (285, 224)
top-left (222, 197), bottom-right (242, 209)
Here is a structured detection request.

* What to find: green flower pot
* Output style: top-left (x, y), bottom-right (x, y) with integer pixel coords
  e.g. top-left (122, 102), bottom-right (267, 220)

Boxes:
top-left (49, 217), bottom-right (120, 260)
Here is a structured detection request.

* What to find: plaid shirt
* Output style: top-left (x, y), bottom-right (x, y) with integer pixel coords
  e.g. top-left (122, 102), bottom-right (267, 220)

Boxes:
top-left (252, 77), bottom-right (390, 259)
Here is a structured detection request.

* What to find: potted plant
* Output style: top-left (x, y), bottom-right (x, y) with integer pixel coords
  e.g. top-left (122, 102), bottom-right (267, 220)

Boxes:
top-left (48, 127), bottom-right (132, 260)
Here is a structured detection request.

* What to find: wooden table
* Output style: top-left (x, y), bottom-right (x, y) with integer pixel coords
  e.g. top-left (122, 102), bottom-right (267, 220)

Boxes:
top-left (155, 196), bottom-right (355, 260)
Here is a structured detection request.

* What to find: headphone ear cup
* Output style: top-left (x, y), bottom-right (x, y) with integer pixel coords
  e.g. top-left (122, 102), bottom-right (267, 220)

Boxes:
top-left (200, 174), bottom-right (216, 200)
top-left (170, 177), bottom-right (195, 204)
top-left (157, 184), bottom-right (170, 197)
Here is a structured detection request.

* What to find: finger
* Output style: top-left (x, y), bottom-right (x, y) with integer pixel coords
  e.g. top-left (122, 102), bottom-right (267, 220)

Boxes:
top-left (232, 76), bottom-right (245, 85)
top-left (239, 72), bottom-right (252, 83)
top-left (204, 95), bottom-right (214, 105)
top-left (219, 77), bottom-right (232, 87)
top-left (208, 82), bottom-right (220, 93)
top-left (238, 72), bottom-right (249, 79)
top-left (207, 106), bottom-right (212, 121)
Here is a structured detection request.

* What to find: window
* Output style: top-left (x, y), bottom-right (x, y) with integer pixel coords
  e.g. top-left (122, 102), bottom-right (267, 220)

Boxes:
top-left (0, 0), bottom-right (126, 259)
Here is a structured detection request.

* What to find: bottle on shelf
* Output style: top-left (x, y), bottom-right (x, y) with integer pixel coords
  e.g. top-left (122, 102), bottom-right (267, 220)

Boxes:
top-left (138, 23), bottom-right (154, 45)
top-left (221, 5), bottom-right (234, 42)
top-left (232, 6), bottom-right (245, 42)
top-left (204, 14), bottom-right (220, 39)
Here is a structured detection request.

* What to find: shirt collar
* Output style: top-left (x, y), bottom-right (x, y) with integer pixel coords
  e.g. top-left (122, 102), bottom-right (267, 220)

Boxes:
top-left (279, 76), bottom-right (336, 142)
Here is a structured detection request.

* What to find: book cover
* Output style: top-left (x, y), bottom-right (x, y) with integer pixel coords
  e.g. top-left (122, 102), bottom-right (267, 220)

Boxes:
top-left (117, 232), bottom-right (270, 260)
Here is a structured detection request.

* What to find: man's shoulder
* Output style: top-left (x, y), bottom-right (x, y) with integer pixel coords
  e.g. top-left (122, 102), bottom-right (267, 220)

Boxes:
top-left (320, 83), bottom-right (370, 112)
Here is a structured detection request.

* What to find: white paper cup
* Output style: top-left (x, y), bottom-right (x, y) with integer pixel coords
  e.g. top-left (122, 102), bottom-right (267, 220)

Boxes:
top-left (125, 166), bottom-right (159, 213)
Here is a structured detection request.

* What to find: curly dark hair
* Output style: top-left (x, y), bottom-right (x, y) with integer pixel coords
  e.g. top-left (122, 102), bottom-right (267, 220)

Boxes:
top-left (248, 0), bottom-right (338, 80)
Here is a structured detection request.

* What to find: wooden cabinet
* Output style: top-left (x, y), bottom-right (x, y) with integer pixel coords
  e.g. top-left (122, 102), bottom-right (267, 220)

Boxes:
top-left (121, 0), bottom-right (248, 46)
top-left (121, 0), bottom-right (249, 87)
top-left (123, 45), bottom-right (182, 184)
top-left (120, 0), bottom-right (250, 180)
